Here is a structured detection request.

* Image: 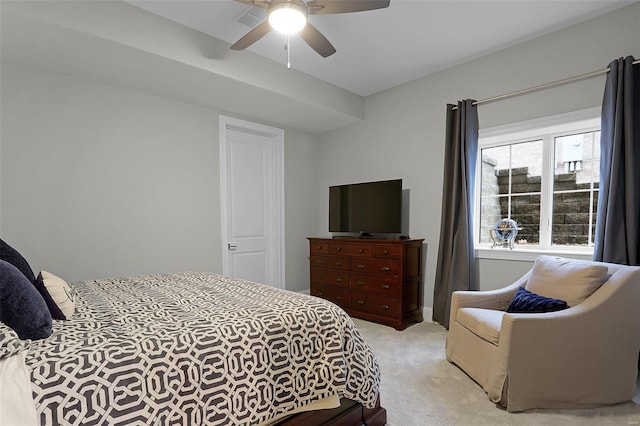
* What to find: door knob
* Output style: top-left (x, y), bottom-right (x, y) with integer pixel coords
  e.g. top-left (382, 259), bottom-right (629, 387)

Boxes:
top-left (227, 243), bottom-right (238, 251)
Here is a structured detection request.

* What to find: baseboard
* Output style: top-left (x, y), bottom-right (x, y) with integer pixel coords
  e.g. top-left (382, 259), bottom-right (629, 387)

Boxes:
top-left (422, 306), bottom-right (433, 322)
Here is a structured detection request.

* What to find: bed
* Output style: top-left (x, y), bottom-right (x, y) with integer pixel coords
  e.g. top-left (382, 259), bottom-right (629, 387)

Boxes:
top-left (0, 271), bottom-right (385, 425)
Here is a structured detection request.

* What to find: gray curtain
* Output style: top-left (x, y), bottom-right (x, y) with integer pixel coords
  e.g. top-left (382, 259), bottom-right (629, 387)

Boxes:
top-left (433, 100), bottom-right (479, 328)
top-left (594, 56), bottom-right (640, 265)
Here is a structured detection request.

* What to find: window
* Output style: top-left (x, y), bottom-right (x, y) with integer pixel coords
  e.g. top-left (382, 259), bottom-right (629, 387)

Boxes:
top-left (475, 108), bottom-right (600, 259)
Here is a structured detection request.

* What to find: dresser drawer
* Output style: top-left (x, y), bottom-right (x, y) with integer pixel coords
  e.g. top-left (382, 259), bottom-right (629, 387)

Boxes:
top-left (373, 244), bottom-right (403, 259)
top-left (309, 241), bottom-right (330, 255)
top-left (311, 284), bottom-right (349, 309)
top-left (310, 255), bottom-right (349, 271)
top-left (310, 268), bottom-right (348, 288)
top-left (351, 259), bottom-right (399, 275)
top-left (329, 243), bottom-right (372, 257)
top-left (350, 293), bottom-right (401, 317)
top-left (350, 274), bottom-right (401, 297)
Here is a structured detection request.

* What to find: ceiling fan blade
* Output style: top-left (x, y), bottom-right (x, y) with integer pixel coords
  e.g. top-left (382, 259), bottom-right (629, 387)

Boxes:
top-left (230, 20), bottom-right (272, 50)
top-left (233, 0), bottom-right (269, 8)
top-left (299, 23), bottom-right (336, 57)
top-left (307, 0), bottom-right (390, 15)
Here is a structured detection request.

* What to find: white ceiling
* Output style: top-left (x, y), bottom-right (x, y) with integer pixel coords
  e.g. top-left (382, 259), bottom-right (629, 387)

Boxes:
top-left (126, 0), bottom-right (634, 96)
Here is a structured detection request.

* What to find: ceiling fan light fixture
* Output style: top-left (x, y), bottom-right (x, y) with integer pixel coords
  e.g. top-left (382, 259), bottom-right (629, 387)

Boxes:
top-left (268, 2), bottom-right (307, 34)
top-left (231, 0), bottom-right (389, 57)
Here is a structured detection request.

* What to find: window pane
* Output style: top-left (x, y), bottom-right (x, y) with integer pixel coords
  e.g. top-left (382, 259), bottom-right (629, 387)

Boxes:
top-left (480, 146), bottom-right (507, 244)
top-left (480, 145), bottom-right (508, 198)
top-left (480, 196), bottom-right (502, 244)
top-left (509, 195), bottom-right (540, 246)
top-left (509, 140), bottom-right (543, 194)
top-left (479, 141), bottom-right (542, 246)
top-left (552, 131), bottom-right (600, 247)
top-left (554, 131), bottom-right (600, 185)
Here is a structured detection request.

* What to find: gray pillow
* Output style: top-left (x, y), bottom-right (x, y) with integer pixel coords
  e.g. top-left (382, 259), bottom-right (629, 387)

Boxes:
top-left (0, 260), bottom-right (52, 340)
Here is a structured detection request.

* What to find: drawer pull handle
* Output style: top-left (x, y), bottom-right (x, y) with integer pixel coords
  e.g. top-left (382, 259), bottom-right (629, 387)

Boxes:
top-left (381, 266), bottom-right (391, 272)
top-left (316, 260), bottom-right (323, 264)
top-left (381, 304), bottom-right (390, 310)
top-left (358, 249), bottom-right (364, 253)
top-left (384, 250), bottom-right (389, 255)
top-left (318, 274), bottom-right (324, 279)
top-left (357, 264), bottom-right (366, 269)
top-left (336, 278), bottom-right (343, 283)
top-left (317, 293), bottom-right (323, 296)
top-left (335, 262), bottom-right (343, 267)
top-left (381, 284), bottom-right (390, 289)
top-left (318, 246), bottom-right (323, 250)
top-left (336, 247), bottom-right (342, 252)
top-left (356, 300), bottom-right (365, 305)
top-left (357, 281), bottom-right (365, 286)
top-left (335, 296), bottom-right (342, 300)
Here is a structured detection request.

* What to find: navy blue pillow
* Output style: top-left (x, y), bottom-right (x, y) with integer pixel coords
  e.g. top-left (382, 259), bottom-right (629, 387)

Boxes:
top-left (0, 260), bottom-right (53, 340)
top-left (507, 286), bottom-right (569, 314)
top-left (0, 238), bottom-right (36, 283)
top-left (33, 272), bottom-right (67, 320)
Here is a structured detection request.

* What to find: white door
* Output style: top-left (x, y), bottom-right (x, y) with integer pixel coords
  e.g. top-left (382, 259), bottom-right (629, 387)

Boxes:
top-left (219, 116), bottom-right (285, 288)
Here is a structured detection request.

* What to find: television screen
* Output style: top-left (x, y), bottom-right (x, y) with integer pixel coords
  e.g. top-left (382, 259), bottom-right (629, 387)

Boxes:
top-left (329, 179), bottom-right (402, 235)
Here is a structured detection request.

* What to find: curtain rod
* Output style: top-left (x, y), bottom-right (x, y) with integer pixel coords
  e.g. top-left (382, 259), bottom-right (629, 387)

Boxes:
top-left (451, 58), bottom-right (640, 110)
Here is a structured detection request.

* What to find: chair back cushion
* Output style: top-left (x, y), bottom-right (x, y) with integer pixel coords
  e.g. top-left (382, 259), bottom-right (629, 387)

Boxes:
top-left (525, 256), bottom-right (607, 307)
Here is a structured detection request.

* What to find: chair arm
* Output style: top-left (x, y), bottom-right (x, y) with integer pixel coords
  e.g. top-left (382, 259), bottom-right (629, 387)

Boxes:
top-left (449, 272), bottom-right (530, 326)
top-left (490, 267), bottom-right (640, 411)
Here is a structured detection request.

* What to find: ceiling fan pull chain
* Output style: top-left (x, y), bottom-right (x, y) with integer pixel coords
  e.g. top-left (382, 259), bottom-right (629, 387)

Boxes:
top-left (286, 35), bottom-right (291, 69)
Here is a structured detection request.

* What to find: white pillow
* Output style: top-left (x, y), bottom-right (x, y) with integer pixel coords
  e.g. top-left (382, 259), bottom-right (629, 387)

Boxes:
top-left (525, 256), bottom-right (608, 307)
top-left (41, 271), bottom-right (75, 320)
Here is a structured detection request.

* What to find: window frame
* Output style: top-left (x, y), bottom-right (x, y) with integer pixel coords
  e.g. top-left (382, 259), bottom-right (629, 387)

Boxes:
top-left (475, 107), bottom-right (601, 261)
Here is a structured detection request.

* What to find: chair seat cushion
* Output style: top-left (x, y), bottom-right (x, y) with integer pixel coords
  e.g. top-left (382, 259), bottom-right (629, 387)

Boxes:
top-left (456, 308), bottom-right (505, 345)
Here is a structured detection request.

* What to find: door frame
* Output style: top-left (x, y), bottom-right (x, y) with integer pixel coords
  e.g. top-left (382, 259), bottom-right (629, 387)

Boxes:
top-left (219, 115), bottom-right (285, 289)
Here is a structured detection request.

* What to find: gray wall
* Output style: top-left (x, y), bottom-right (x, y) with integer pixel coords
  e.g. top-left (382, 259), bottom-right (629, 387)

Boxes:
top-left (0, 60), bottom-right (319, 291)
top-left (2, 3), bottom-right (638, 305)
top-left (315, 3), bottom-right (640, 306)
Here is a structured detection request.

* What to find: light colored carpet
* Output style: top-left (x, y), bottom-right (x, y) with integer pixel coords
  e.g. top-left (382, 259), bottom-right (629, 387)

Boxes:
top-left (353, 318), bottom-right (640, 426)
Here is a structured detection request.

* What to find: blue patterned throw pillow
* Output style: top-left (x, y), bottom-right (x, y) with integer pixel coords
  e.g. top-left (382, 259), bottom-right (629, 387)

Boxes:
top-left (507, 286), bottom-right (569, 313)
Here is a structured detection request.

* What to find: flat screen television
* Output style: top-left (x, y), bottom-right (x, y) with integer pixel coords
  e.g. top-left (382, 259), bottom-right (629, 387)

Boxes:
top-left (329, 179), bottom-right (402, 235)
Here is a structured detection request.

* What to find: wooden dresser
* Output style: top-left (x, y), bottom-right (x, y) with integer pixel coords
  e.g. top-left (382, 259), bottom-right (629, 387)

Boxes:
top-left (308, 237), bottom-right (424, 331)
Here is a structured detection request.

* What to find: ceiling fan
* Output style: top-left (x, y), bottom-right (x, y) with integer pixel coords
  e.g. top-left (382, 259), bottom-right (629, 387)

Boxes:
top-left (231, 0), bottom-right (390, 58)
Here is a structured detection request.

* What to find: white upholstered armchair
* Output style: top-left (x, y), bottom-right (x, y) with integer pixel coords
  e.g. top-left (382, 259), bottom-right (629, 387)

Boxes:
top-left (446, 256), bottom-right (640, 412)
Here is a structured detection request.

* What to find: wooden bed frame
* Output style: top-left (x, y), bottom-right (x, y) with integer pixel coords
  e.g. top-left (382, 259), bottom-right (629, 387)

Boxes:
top-left (276, 397), bottom-right (387, 426)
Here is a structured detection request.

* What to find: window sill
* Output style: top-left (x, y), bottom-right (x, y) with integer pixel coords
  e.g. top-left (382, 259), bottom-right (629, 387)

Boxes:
top-left (476, 246), bottom-right (594, 262)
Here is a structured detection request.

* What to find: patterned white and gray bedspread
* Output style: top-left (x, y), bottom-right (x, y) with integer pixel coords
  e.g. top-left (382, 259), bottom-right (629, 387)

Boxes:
top-left (22, 272), bottom-right (380, 425)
